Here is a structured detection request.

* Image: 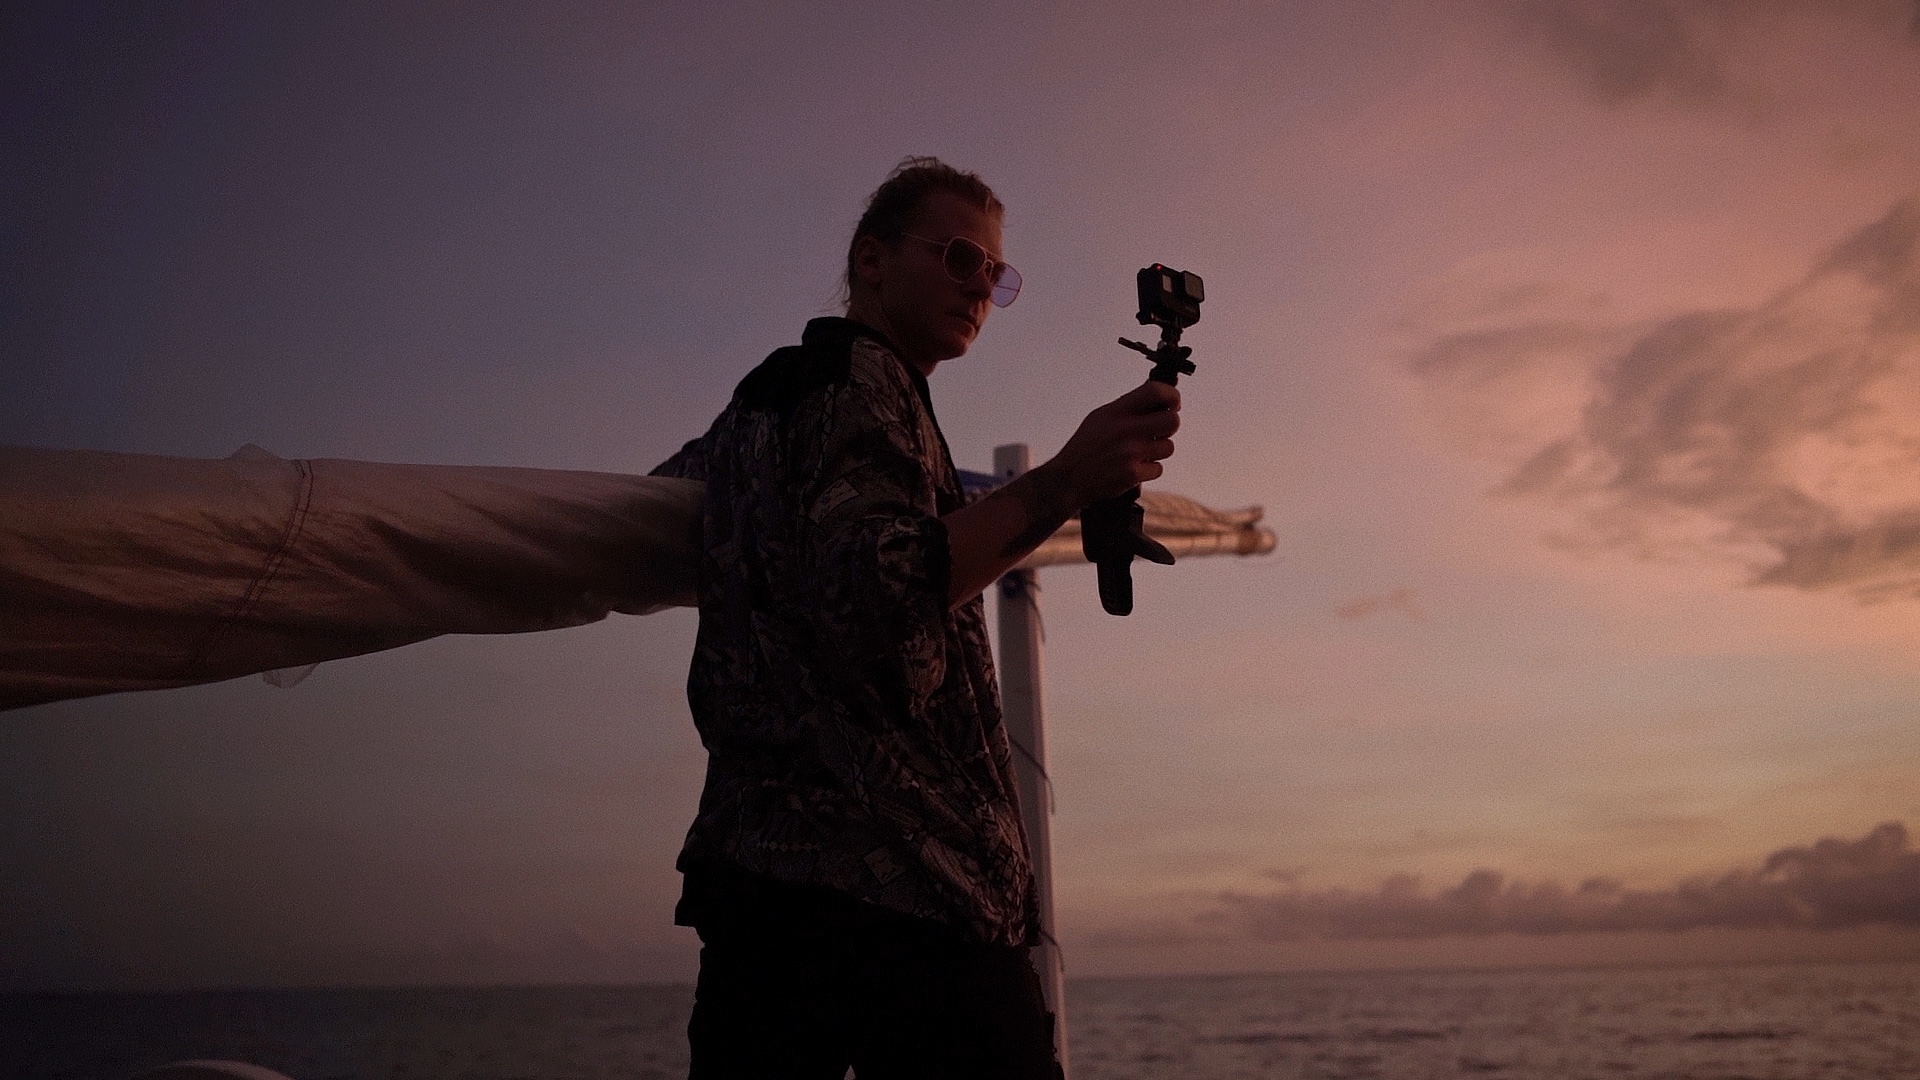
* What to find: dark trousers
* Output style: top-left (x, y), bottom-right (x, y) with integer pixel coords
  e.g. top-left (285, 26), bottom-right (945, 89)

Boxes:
top-left (683, 873), bottom-right (1061, 1079)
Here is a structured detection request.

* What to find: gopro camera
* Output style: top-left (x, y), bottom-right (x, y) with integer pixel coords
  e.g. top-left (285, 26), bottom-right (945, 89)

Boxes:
top-left (1136, 264), bottom-right (1204, 332)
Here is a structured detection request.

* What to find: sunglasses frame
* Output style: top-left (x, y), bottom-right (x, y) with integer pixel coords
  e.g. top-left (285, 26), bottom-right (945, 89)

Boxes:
top-left (902, 232), bottom-right (1022, 307)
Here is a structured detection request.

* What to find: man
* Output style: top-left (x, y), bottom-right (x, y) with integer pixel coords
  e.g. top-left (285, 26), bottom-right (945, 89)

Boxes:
top-left (653, 157), bottom-right (1179, 1078)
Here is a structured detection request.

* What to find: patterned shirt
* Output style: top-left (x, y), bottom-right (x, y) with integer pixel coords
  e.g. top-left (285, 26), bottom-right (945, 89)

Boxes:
top-left (651, 317), bottom-right (1036, 947)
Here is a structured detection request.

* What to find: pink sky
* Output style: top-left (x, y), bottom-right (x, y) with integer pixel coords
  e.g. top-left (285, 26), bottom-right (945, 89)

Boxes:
top-left (4, 1), bottom-right (1919, 990)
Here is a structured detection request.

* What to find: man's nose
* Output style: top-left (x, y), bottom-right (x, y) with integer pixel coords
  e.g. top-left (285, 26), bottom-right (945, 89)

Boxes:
top-left (960, 266), bottom-right (994, 298)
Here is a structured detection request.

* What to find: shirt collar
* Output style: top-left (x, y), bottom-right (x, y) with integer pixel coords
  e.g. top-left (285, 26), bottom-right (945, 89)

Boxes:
top-left (803, 316), bottom-right (932, 409)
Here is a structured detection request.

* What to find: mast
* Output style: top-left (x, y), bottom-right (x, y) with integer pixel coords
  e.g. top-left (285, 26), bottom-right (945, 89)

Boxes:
top-left (994, 442), bottom-right (1068, 1076)
top-left (992, 441), bottom-right (1277, 1077)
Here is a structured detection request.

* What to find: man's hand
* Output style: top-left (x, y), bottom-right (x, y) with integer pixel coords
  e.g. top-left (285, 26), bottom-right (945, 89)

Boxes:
top-left (942, 380), bottom-right (1180, 608)
top-left (1049, 380), bottom-right (1181, 507)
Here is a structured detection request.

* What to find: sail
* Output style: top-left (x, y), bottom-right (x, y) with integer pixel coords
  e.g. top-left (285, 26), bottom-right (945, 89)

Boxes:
top-left (0, 445), bottom-right (701, 710)
top-left (3, 448), bottom-right (1270, 710)
top-left (1018, 489), bottom-right (1275, 569)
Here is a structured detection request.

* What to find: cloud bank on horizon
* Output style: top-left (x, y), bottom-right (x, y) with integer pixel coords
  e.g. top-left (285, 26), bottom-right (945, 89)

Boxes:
top-left (1410, 195), bottom-right (1920, 602)
top-left (1178, 821), bottom-right (1919, 943)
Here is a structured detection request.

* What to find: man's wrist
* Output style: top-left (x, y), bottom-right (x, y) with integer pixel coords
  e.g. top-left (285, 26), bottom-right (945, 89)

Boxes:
top-left (995, 460), bottom-right (1082, 560)
top-left (1027, 457), bottom-right (1089, 515)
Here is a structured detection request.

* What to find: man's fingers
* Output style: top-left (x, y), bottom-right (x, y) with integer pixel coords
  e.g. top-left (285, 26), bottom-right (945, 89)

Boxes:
top-left (1115, 381), bottom-right (1181, 413)
top-left (1062, 380), bottom-right (1184, 501)
top-left (1120, 410), bottom-right (1180, 439)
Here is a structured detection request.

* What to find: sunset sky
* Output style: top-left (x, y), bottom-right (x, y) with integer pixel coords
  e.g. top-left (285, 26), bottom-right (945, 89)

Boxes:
top-left (5, 1), bottom-right (1920, 991)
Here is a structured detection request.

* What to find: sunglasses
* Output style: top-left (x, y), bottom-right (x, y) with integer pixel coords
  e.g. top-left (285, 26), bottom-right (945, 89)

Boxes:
top-left (902, 233), bottom-right (1023, 308)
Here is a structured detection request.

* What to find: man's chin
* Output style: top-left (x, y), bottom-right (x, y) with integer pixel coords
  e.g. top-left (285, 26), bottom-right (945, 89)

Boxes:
top-left (899, 328), bottom-right (973, 370)
top-left (918, 340), bottom-right (969, 367)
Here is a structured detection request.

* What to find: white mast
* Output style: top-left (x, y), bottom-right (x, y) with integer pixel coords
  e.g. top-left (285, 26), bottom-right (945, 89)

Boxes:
top-left (993, 442), bottom-right (1276, 1076)
top-left (994, 442), bottom-right (1067, 1075)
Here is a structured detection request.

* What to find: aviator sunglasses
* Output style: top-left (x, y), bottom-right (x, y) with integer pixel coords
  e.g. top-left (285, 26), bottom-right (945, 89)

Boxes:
top-left (902, 233), bottom-right (1023, 307)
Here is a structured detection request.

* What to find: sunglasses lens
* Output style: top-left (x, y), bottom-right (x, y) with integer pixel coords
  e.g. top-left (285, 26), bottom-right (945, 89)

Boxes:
top-left (927, 235), bottom-right (1020, 307)
top-left (943, 237), bottom-right (988, 282)
top-left (991, 263), bottom-right (1022, 308)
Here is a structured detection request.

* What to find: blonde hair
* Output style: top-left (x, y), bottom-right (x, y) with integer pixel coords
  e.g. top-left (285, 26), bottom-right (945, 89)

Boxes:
top-left (844, 156), bottom-right (1002, 296)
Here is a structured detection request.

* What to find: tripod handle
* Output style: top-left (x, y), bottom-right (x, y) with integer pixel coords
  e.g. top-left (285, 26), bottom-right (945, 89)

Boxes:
top-left (1093, 282), bottom-right (1199, 616)
top-left (1080, 485), bottom-right (1175, 617)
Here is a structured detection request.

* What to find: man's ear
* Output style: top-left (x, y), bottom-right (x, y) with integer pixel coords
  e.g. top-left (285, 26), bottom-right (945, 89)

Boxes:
top-left (851, 233), bottom-right (890, 291)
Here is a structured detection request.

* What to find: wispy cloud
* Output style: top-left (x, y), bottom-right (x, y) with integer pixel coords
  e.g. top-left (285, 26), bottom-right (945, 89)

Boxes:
top-left (1410, 196), bottom-right (1920, 602)
top-left (1336, 587), bottom-right (1427, 622)
top-left (1496, 0), bottom-right (1918, 110)
top-left (1503, 0), bottom-right (1732, 107)
top-left (1211, 822), bottom-right (1918, 940)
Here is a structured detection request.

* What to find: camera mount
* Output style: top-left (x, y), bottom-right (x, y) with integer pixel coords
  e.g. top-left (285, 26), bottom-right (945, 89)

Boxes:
top-left (1081, 264), bottom-right (1204, 616)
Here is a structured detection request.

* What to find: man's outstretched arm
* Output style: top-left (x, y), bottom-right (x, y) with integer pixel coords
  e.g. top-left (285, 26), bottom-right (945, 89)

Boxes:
top-left (943, 380), bottom-right (1180, 608)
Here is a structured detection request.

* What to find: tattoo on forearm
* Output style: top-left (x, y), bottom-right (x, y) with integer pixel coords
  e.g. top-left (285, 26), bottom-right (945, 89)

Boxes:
top-left (996, 469), bottom-right (1078, 559)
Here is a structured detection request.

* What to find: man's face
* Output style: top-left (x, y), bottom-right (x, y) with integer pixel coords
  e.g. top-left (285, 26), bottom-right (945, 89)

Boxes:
top-left (868, 190), bottom-right (1003, 372)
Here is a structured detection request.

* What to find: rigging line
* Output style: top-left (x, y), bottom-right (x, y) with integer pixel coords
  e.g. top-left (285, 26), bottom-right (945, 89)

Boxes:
top-left (1001, 566), bottom-right (1046, 642)
top-left (1008, 733), bottom-right (1055, 815)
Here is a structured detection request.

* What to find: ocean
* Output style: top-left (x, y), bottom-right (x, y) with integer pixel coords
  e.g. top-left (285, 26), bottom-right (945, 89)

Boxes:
top-left (5, 960), bottom-right (1917, 1079)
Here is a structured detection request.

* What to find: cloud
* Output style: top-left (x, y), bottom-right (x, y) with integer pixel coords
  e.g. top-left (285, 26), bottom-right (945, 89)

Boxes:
top-left (1210, 821), bottom-right (1919, 940)
top-left (1504, 0), bottom-right (1732, 107)
top-left (1410, 196), bottom-right (1920, 602)
top-left (1336, 587), bottom-right (1427, 622)
top-left (1496, 0), bottom-right (1917, 109)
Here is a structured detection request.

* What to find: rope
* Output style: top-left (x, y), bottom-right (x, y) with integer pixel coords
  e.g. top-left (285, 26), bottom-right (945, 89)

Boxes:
top-left (1007, 733), bottom-right (1055, 815)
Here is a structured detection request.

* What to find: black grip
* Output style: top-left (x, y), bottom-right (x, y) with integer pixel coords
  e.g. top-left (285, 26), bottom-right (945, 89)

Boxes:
top-left (1095, 558), bottom-right (1135, 616)
top-left (1081, 487), bottom-right (1173, 616)
top-left (1081, 491), bottom-right (1139, 617)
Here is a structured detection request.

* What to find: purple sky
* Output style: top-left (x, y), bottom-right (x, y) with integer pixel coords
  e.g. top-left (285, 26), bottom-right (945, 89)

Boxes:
top-left (5, 1), bottom-right (1920, 991)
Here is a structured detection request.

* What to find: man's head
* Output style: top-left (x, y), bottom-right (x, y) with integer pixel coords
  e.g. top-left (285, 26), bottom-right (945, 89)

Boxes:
top-left (845, 157), bottom-right (1012, 376)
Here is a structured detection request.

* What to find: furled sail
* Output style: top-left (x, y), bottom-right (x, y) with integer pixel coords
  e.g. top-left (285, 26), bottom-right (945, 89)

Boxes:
top-left (0, 445), bottom-right (702, 710)
top-left (1017, 490), bottom-right (1275, 569)
top-left (957, 469), bottom-right (1275, 570)
top-left (4, 449), bottom-right (1271, 710)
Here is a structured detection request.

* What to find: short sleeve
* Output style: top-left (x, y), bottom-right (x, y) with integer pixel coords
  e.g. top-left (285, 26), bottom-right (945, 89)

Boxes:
top-left (650, 433), bottom-right (710, 482)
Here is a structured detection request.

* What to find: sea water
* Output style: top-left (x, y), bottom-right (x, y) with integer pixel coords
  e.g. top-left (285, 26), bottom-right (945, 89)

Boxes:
top-left (5, 960), bottom-right (1916, 1079)
top-left (1068, 962), bottom-right (1920, 1079)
